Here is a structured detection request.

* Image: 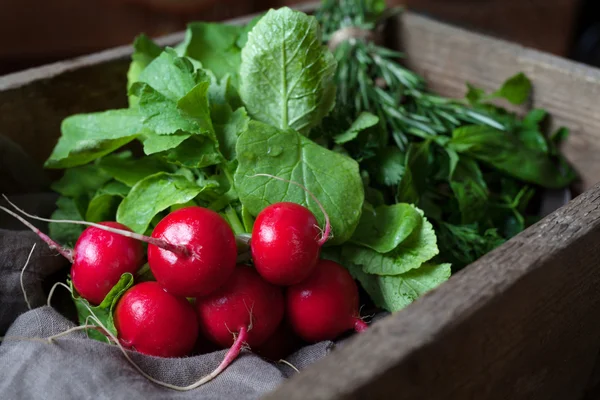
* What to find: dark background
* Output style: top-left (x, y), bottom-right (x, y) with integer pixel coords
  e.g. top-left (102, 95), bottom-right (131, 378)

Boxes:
top-left (0, 0), bottom-right (599, 75)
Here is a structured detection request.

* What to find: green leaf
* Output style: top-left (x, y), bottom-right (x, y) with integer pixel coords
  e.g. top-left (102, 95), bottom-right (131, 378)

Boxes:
top-left (132, 83), bottom-right (198, 135)
top-left (492, 72), bottom-right (532, 105)
top-left (344, 207), bottom-right (438, 275)
top-left (325, 247), bottom-right (451, 312)
top-left (449, 157), bottom-right (488, 224)
top-left (365, 0), bottom-right (387, 15)
top-left (116, 172), bottom-right (204, 233)
top-left (127, 34), bottom-right (162, 107)
top-left (98, 151), bottom-right (170, 186)
top-left (437, 222), bottom-right (505, 269)
top-left (45, 109), bottom-right (142, 168)
top-left (333, 112), bottom-right (379, 144)
top-left (397, 141), bottom-right (430, 203)
top-left (70, 273), bottom-right (134, 342)
top-left (85, 181), bottom-right (130, 222)
top-left (50, 163), bottom-right (112, 198)
top-left (465, 83), bottom-right (485, 105)
top-left (161, 136), bottom-right (223, 169)
top-left (372, 146), bottom-right (405, 186)
top-left (213, 107), bottom-right (250, 161)
top-left (49, 197), bottom-right (85, 246)
top-left (140, 131), bottom-right (191, 154)
top-left (176, 80), bottom-right (214, 135)
top-left (234, 121), bottom-right (364, 245)
top-left (350, 203), bottom-right (421, 253)
top-left (240, 7), bottom-right (337, 134)
top-left (449, 125), bottom-right (576, 189)
top-left (518, 109), bottom-right (549, 153)
top-left (137, 49), bottom-right (203, 101)
top-left (208, 74), bottom-right (242, 111)
top-left (347, 261), bottom-right (451, 312)
top-left (178, 22), bottom-right (243, 86)
top-left (241, 205), bottom-right (255, 232)
top-left (236, 15), bottom-right (262, 49)
top-left (86, 194), bottom-right (121, 223)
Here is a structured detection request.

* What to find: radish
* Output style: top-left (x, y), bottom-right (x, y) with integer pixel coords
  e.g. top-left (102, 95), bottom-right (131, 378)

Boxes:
top-left (196, 264), bottom-right (284, 348)
top-left (0, 203), bottom-right (143, 305)
top-left (148, 206), bottom-right (237, 297)
top-left (114, 281), bottom-right (198, 358)
top-left (72, 222), bottom-right (144, 305)
top-left (1, 199), bottom-right (237, 299)
top-left (253, 321), bottom-right (303, 362)
top-left (286, 259), bottom-right (368, 342)
top-left (250, 174), bottom-right (331, 286)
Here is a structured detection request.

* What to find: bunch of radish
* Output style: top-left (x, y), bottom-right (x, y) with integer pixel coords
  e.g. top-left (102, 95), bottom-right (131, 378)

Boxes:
top-left (1, 187), bottom-right (367, 385)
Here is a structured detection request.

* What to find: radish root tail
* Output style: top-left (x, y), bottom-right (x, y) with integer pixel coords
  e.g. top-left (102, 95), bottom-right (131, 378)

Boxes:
top-left (20, 243), bottom-right (36, 310)
top-left (249, 174), bottom-right (332, 246)
top-left (1, 195), bottom-right (189, 257)
top-left (354, 318), bottom-right (369, 333)
top-left (0, 205), bottom-right (73, 262)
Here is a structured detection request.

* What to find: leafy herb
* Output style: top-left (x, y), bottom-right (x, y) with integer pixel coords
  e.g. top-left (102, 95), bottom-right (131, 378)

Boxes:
top-left (44, 3), bottom-right (576, 318)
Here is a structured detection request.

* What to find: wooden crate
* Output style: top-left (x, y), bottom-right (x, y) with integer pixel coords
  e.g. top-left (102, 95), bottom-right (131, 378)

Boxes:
top-left (2, 3), bottom-right (600, 399)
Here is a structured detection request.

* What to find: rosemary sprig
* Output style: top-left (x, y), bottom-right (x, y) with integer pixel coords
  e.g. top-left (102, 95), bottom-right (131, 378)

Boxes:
top-left (316, 0), bottom-right (505, 150)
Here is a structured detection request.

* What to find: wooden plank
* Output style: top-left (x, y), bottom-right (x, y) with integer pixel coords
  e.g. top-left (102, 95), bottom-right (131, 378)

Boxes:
top-left (401, 0), bottom-right (580, 56)
top-left (395, 12), bottom-right (600, 192)
top-left (267, 181), bottom-right (600, 400)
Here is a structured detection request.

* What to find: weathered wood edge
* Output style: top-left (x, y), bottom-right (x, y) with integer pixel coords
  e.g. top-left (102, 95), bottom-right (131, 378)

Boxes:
top-left (266, 185), bottom-right (600, 400)
top-left (0, 2), bottom-right (320, 91)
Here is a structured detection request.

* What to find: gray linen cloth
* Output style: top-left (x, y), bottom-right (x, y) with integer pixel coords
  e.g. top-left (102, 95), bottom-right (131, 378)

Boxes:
top-left (0, 229), bottom-right (335, 400)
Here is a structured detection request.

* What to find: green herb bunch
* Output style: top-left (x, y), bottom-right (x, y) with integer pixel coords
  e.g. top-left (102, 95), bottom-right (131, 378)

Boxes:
top-left (42, 2), bottom-right (575, 315)
top-left (315, 0), bottom-right (576, 269)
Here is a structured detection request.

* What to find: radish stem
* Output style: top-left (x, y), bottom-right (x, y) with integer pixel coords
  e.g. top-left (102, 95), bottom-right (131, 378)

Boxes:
top-left (1, 195), bottom-right (189, 257)
top-left (224, 206), bottom-right (245, 236)
top-left (0, 206), bottom-right (73, 262)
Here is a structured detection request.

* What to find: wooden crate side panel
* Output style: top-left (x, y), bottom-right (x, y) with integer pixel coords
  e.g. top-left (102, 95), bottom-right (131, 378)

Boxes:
top-left (267, 184), bottom-right (600, 400)
top-left (397, 13), bottom-right (600, 192)
top-left (0, 59), bottom-right (129, 168)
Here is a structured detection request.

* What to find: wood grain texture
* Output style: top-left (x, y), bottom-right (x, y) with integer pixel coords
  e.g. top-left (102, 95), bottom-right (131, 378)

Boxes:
top-left (400, 0), bottom-right (580, 56)
top-left (267, 181), bottom-right (600, 400)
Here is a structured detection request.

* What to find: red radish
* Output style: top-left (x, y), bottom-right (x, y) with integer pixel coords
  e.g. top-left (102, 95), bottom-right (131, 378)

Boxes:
top-left (148, 206), bottom-right (237, 297)
top-left (287, 259), bottom-right (368, 342)
top-left (72, 222), bottom-right (144, 305)
top-left (114, 281), bottom-right (198, 358)
top-left (1, 198), bottom-right (237, 299)
top-left (196, 265), bottom-right (284, 348)
top-left (0, 203), bottom-right (144, 305)
top-left (253, 321), bottom-right (303, 361)
top-left (250, 174), bottom-right (331, 286)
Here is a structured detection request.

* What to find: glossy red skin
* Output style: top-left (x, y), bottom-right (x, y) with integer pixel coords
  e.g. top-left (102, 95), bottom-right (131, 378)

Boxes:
top-left (287, 260), bottom-right (360, 342)
top-left (114, 282), bottom-right (199, 358)
top-left (71, 222), bottom-right (144, 305)
top-left (148, 206), bottom-right (237, 298)
top-left (251, 202), bottom-right (321, 286)
top-left (195, 265), bottom-right (284, 348)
